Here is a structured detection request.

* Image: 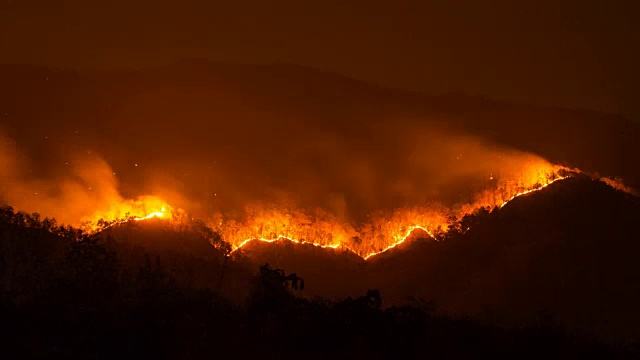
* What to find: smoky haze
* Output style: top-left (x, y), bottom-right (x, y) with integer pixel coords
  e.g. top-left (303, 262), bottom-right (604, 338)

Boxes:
top-left (0, 66), bottom-right (564, 228)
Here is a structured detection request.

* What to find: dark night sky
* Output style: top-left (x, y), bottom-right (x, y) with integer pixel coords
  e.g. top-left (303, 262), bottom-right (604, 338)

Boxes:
top-left (1, 0), bottom-right (638, 119)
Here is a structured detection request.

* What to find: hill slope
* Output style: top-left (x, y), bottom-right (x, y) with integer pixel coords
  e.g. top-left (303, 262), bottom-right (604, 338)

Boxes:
top-left (368, 176), bottom-right (640, 341)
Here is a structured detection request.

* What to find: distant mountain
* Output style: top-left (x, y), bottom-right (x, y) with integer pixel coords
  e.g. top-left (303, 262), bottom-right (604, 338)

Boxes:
top-left (1, 61), bottom-right (639, 191)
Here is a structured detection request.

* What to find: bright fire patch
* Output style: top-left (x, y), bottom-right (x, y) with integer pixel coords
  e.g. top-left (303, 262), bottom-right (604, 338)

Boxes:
top-left (81, 163), bottom-right (632, 261)
top-left (81, 195), bottom-right (175, 232)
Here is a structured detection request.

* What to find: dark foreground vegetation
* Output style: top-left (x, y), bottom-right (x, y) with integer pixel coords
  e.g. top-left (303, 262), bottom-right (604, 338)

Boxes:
top-left (1, 204), bottom-right (638, 359)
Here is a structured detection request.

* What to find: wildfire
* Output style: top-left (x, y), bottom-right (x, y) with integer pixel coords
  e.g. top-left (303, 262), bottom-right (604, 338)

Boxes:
top-left (81, 195), bottom-right (177, 233)
top-left (217, 162), bottom-right (572, 259)
top-left (77, 161), bottom-right (634, 261)
top-left (217, 206), bottom-right (447, 259)
top-left (363, 225), bottom-right (433, 260)
top-left (132, 208), bottom-right (168, 221)
top-left (211, 207), bottom-right (355, 253)
top-left (497, 175), bottom-right (568, 208)
top-left (599, 177), bottom-right (638, 196)
top-left (233, 236), bottom-right (342, 251)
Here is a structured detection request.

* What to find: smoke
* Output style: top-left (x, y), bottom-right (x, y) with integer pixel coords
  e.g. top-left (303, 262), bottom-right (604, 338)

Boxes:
top-left (224, 121), bottom-right (562, 220)
top-left (0, 131), bottom-right (178, 226)
top-left (1, 116), bottom-right (564, 230)
top-left (1, 63), bottom-right (586, 233)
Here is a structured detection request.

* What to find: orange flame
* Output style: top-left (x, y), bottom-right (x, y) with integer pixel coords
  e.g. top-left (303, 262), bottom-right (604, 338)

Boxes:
top-left (81, 162), bottom-right (634, 261)
top-left (81, 195), bottom-right (177, 233)
top-left (215, 162), bottom-right (572, 259)
top-left (599, 177), bottom-right (637, 195)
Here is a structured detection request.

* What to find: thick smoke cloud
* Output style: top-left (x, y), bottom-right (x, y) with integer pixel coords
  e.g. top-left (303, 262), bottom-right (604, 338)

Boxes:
top-left (0, 131), bottom-right (193, 227)
top-left (0, 65), bottom-right (584, 229)
top-left (1, 114), bottom-right (558, 229)
top-left (1, 64), bottom-right (638, 230)
top-left (1, 132), bottom-right (125, 224)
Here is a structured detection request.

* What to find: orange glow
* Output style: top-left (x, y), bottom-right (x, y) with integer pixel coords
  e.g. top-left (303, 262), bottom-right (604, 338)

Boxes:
top-left (363, 225), bottom-right (433, 260)
top-left (218, 171), bottom-right (571, 260)
top-left (457, 161), bottom-right (571, 215)
top-left (213, 206), bottom-right (448, 258)
top-left (599, 177), bottom-right (637, 195)
top-left (78, 161), bottom-right (634, 261)
top-left (497, 176), bottom-right (568, 208)
top-left (215, 162), bottom-right (573, 259)
top-left (211, 207), bottom-right (355, 252)
top-left (80, 195), bottom-right (177, 233)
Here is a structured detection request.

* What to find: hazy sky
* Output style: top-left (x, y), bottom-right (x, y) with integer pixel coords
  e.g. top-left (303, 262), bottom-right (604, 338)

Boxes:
top-left (1, 0), bottom-right (638, 119)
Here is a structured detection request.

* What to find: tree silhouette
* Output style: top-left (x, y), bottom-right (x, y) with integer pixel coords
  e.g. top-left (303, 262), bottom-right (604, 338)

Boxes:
top-left (0, 194), bottom-right (633, 359)
top-left (283, 272), bottom-right (305, 290)
top-left (362, 289), bottom-right (382, 309)
top-left (62, 237), bottom-right (119, 299)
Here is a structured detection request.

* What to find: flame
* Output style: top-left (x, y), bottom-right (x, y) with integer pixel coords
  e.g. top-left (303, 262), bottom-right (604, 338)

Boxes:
top-left (220, 169), bottom-right (569, 260)
top-left (599, 177), bottom-right (637, 195)
top-left (79, 161), bottom-right (634, 261)
top-left (233, 236), bottom-right (341, 251)
top-left (81, 195), bottom-right (177, 233)
top-left (212, 207), bottom-right (355, 252)
top-left (132, 207), bottom-right (167, 221)
top-left (218, 162), bottom-right (572, 259)
top-left (215, 160), bottom-right (569, 260)
top-left (363, 225), bottom-right (433, 260)
top-left (214, 206), bottom-right (448, 258)
top-left (497, 176), bottom-right (568, 208)
top-left (458, 162), bottom-right (571, 214)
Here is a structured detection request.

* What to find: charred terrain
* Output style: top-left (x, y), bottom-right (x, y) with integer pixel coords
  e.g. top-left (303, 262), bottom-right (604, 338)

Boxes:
top-left (1, 63), bottom-right (640, 358)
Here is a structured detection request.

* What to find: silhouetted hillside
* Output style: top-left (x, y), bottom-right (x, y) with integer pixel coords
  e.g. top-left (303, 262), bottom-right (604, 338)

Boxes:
top-left (238, 239), bottom-right (365, 300)
top-left (368, 176), bottom-right (640, 342)
top-left (137, 174), bottom-right (640, 344)
top-left (94, 219), bottom-right (254, 303)
top-left (4, 204), bottom-right (634, 358)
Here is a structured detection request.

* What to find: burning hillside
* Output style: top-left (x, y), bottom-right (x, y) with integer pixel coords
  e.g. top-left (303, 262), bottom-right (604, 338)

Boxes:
top-left (0, 124), bottom-right (634, 261)
top-left (88, 158), bottom-right (638, 261)
top-left (47, 160), bottom-right (627, 260)
top-left (210, 162), bottom-right (574, 259)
